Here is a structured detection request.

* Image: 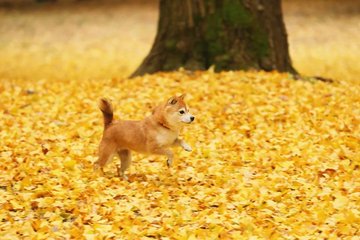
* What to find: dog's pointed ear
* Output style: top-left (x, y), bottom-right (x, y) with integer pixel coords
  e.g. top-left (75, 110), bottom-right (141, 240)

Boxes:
top-left (179, 94), bottom-right (186, 100)
top-left (167, 96), bottom-right (178, 105)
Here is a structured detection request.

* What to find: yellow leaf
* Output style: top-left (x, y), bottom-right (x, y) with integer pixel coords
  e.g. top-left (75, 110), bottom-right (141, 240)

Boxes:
top-left (333, 195), bottom-right (349, 210)
top-left (64, 158), bottom-right (77, 169)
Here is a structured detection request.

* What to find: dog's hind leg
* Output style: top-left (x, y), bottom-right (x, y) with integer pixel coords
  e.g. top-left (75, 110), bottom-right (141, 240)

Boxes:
top-left (117, 149), bottom-right (131, 180)
top-left (94, 141), bottom-right (116, 174)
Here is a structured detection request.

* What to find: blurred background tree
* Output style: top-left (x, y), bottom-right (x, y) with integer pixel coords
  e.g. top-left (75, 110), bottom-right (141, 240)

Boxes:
top-left (0, 0), bottom-right (359, 82)
top-left (132, 0), bottom-right (296, 77)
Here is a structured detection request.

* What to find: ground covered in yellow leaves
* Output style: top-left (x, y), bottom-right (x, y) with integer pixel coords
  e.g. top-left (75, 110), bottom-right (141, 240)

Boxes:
top-left (1, 0), bottom-right (360, 239)
top-left (1, 70), bottom-right (359, 239)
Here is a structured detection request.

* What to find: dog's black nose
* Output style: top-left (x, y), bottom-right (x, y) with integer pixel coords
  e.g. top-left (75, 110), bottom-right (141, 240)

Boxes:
top-left (190, 116), bottom-right (195, 122)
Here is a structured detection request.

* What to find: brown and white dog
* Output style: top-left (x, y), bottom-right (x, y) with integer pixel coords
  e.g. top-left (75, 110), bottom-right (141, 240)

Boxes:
top-left (94, 94), bottom-right (195, 179)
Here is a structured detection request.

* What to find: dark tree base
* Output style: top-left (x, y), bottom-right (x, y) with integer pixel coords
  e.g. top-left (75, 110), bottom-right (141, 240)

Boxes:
top-left (132, 0), bottom-right (296, 78)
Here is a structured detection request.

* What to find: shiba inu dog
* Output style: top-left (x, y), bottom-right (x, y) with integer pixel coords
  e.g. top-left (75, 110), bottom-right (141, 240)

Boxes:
top-left (94, 94), bottom-right (195, 179)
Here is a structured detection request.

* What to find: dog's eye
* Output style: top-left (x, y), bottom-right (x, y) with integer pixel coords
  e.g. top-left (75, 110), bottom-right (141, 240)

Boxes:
top-left (179, 110), bottom-right (185, 114)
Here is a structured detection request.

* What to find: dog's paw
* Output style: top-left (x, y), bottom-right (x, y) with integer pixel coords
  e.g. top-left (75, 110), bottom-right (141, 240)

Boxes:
top-left (183, 144), bottom-right (192, 152)
top-left (167, 159), bottom-right (173, 168)
top-left (117, 166), bottom-right (129, 181)
top-left (122, 175), bottom-right (129, 181)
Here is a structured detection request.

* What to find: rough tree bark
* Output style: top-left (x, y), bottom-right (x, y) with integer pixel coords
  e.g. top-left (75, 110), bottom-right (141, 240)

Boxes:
top-left (131, 0), bottom-right (296, 77)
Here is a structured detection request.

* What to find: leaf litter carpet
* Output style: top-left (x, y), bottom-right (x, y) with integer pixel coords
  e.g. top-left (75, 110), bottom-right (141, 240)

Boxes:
top-left (0, 70), bottom-right (359, 239)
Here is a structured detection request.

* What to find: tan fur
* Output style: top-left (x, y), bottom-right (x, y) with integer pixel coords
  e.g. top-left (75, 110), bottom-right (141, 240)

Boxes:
top-left (94, 94), bottom-right (194, 179)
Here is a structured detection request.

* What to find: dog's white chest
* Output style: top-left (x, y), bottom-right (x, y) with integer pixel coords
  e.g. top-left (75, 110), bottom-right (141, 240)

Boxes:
top-left (156, 129), bottom-right (178, 147)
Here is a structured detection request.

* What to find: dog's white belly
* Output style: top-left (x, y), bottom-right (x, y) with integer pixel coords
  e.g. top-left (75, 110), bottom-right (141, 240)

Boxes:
top-left (156, 130), bottom-right (178, 147)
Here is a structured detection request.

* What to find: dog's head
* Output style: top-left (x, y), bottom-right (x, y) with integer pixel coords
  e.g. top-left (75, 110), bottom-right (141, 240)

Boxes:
top-left (163, 94), bottom-right (195, 126)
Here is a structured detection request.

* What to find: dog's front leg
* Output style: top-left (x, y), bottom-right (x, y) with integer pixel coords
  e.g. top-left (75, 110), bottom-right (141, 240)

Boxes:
top-left (173, 138), bottom-right (192, 152)
top-left (153, 148), bottom-right (174, 168)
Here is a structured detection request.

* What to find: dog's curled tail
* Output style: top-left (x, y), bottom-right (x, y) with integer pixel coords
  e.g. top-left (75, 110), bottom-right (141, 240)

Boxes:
top-left (99, 98), bottom-right (113, 128)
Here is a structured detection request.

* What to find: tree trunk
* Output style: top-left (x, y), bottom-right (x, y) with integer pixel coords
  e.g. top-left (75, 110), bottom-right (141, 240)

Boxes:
top-left (131, 0), bottom-right (296, 77)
